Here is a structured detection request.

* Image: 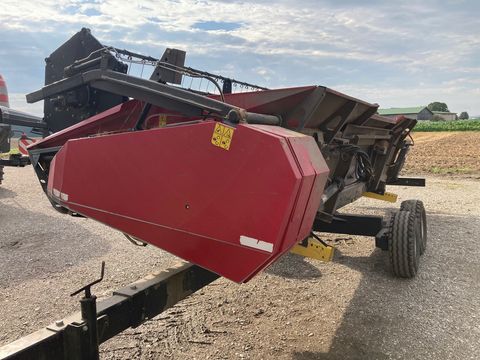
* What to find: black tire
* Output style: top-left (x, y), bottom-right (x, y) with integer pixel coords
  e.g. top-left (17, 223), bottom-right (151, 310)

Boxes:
top-left (389, 210), bottom-right (421, 278)
top-left (0, 164), bottom-right (3, 185)
top-left (400, 200), bottom-right (427, 255)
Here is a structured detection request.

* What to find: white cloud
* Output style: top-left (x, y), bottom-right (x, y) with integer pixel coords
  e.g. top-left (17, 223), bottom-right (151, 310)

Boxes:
top-left (0, 0), bottom-right (471, 67)
top-left (8, 93), bottom-right (43, 116)
top-left (334, 83), bottom-right (478, 115)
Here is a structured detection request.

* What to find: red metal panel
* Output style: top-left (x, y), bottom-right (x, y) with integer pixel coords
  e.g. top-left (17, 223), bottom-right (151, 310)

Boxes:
top-left (247, 125), bottom-right (329, 250)
top-left (288, 134), bottom-right (329, 242)
top-left (211, 86), bottom-right (316, 114)
top-left (47, 121), bottom-right (327, 282)
top-left (35, 100), bottom-right (143, 149)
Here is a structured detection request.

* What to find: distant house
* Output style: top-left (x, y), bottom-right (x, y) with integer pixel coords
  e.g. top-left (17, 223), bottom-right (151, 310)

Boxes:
top-left (378, 106), bottom-right (434, 120)
top-left (431, 111), bottom-right (457, 121)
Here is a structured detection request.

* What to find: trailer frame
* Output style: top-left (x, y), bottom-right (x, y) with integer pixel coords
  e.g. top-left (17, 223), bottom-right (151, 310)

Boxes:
top-left (0, 263), bottom-right (219, 360)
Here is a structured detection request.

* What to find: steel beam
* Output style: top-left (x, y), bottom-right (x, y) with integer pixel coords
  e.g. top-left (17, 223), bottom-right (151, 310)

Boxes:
top-left (0, 106), bottom-right (46, 129)
top-left (313, 213), bottom-right (384, 237)
top-left (387, 177), bottom-right (426, 187)
top-left (27, 69), bottom-right (279, 125)
top-left (0, 156), bottom-right (30, 167)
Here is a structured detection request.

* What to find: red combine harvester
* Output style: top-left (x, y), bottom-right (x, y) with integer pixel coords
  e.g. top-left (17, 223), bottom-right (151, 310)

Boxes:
top-left (0, 29), bottom-right (427, 359)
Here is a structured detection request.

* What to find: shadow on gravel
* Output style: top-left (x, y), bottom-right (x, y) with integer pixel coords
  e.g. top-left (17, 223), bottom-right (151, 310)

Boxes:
top-left (266, 252), bottom-right (322, 279)
top-left (0, 203), bottom-right (110, 287)
top-left (0, 187), bottom-right (16, 200)
top-left (292, 211), bottom-right (480, 360)
top-left (334, 247), bottom-right (389, 277)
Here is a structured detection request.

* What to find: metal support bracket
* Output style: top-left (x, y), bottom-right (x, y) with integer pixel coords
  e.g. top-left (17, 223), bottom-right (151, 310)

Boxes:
top-left (313, 213), bottom-right (391, 251)
top-left (290, 235), bottom-right (334, 262)
top-left (362, 191), bottom-right (398, 203)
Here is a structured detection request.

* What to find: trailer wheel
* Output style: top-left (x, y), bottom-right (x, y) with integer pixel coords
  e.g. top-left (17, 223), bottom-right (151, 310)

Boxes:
top-left (389, 210), bottom-right (420, 278)
top-left (400, 200), bottom-right (427, 255)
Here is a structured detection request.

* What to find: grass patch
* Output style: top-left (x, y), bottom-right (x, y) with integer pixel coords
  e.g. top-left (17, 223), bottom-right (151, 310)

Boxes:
top-left (414, 119), bottom-right (480, 132)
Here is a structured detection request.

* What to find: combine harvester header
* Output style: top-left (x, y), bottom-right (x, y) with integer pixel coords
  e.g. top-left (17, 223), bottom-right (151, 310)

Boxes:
top-left (1, 28), bottom-right (427, 359)
top-left (26, 28), bottom-right (424, 282)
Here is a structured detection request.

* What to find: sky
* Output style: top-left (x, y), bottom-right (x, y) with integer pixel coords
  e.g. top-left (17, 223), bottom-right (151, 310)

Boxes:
top-left (1, 0), bottom-right (479, 117)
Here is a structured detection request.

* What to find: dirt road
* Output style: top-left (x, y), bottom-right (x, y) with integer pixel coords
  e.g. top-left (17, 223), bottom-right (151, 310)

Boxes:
top-left (1, 166), bottom-right (479, 359)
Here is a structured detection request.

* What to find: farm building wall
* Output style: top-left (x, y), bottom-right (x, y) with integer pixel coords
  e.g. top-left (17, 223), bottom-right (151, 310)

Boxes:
top-left (432, 112), bottom-right (457, 121)
top-left (417, 108), bottom-right (433, 120)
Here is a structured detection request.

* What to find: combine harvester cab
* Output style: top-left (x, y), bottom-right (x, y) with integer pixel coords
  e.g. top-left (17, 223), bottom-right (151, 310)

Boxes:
top-left (27, 28), bottom-right (422, 283)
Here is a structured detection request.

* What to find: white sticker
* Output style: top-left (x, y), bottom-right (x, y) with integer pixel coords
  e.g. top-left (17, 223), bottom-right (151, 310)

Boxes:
top-left (240, 236), bottom-right (273, 253)
top-left (52, 188), bottom-right (69, 201)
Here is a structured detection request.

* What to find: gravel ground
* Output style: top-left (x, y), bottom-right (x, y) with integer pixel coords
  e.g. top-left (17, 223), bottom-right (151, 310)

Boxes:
top-left (1, 166), bottom-right (479, 360)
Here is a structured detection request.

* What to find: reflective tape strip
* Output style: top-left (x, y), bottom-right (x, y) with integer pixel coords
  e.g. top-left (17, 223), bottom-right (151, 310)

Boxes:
top-left (52, 188), bottom-right (69, 202)
top-left (18, 141), bottom-right (28, 155)
top-left (240, 235), bottom-right (273, 253)
top-left (18, 138), bottom-right (35, 155)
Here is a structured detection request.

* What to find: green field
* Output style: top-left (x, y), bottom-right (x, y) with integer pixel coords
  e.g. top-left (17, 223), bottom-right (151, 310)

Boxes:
top-left (413, 119), bottom-right (480, 132)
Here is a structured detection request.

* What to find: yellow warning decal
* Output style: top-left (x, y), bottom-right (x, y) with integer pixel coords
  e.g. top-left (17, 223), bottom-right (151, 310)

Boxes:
top-left (158, 114), bottom-right (167, 127)
top-left (211, 123), bottom-right (234, 150)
